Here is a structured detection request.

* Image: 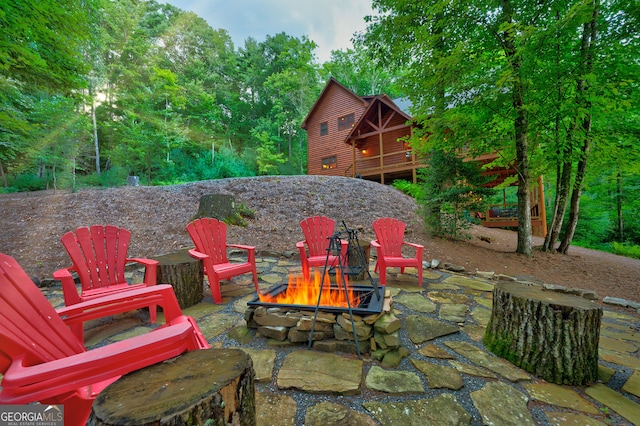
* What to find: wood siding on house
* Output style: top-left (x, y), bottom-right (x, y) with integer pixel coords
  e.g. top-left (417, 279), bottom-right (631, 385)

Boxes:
top-left (303, 80), bottom-right (366, 177)
top-left (302, 78), bottom-right (421, 184)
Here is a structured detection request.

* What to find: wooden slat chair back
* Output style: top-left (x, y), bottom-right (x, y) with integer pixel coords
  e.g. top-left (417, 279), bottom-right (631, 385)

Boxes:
top-left (297, 216), bottom-right (348, 280)
top-left (54, 225), bottom-right (159, 340)
top-left (186, 218), bottom-right (258, 304)
top-left (0, 253), bottom-right (208, 425)
top-left (371, 217), bottom-right (424, 286)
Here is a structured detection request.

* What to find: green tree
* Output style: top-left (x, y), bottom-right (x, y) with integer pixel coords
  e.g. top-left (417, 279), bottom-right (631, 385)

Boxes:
top-left (254, 131), bottom-right (285, 175)
top-left (236, 33), bottom-right (321, 173)
top-left (419, 149), bottom-right (495, 239)
top-left (321, 48), bottom-right (402, 97)
top-left (0, 0), bottom-right (95, 184)
top-left (362, 0), bottom-right (639, 256)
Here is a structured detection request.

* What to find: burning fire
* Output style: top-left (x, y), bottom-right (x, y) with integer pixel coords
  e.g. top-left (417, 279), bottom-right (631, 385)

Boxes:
top-left (259, 269), bottom-right (361, 308)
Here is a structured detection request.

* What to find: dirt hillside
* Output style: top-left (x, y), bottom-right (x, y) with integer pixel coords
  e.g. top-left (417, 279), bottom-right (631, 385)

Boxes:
top-left (1, 175), bottom-right (638, 303)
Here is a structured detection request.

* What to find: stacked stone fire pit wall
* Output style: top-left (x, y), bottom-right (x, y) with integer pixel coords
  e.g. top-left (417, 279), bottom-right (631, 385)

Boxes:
top-left (245, 290), bottom-right (410, 366)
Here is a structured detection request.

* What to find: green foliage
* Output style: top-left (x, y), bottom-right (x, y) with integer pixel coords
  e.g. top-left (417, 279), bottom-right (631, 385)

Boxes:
top-left (610, 242), bottom-right (640, 260)
top-left (362, 0), bottom-right (640, 254)
top-left (6, 174), bottom-right (48, 192)
top-left (391, 180), bottom-right (422, 199)
top-left (418, 150), bottom-right (495, 240)
top-left (254, 131), bottom-right (286, 175)
top-left (76, 166), bottom-right (130, 188)
top-left (321, 48), bottom-right (403, 97)
top-left (235, 203), bottom-right (255, 220)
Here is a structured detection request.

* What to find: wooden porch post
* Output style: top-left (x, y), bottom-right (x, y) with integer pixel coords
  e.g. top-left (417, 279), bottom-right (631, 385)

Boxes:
top-left (378, 103), bottom-right (384, 184)
top-left (410, 127), bottom-right (416, 184)
top-left (351, 139), bottom-right (356, 178)
top-left (538, 176), bottom-right (547, 237)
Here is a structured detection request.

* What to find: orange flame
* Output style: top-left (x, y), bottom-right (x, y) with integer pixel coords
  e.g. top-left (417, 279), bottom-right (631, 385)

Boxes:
top-left (259, 269), bottom-right (361, 308)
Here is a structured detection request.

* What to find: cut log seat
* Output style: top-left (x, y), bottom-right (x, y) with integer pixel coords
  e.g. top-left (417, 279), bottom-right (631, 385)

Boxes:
top-left (483, 281), bottom-right (602, 386)
top-left (90, 348), bottom-right (256, 426)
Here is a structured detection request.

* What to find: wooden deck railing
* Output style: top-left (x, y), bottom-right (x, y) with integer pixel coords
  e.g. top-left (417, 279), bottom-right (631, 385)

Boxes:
top-left (349, 149), bottom-right (422, 179)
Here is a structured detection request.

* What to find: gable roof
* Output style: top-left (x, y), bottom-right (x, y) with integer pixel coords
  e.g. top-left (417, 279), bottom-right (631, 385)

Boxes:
top-left (301, 77), bottom-right (368, 130)
top-left (345, 95), bottom-right (413, 144)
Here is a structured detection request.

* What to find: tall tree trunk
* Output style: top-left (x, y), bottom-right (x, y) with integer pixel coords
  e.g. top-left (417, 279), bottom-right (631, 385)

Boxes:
top-left (543, 155), bottom-right (572, 251)
top-left (616, 170), bottom-right (623, 241)
top-left (0, 159), bottom-right (6, 187)
top-left (558, 2), bottom-right (598, 254)
top-left (543, 10), bottom-right (570, 252)
top-left (558, 138), bottom-right (589, 254)
top-left (90, 82), bottom-right (101, 176)
top-left (501, 0), bottom-right (532, 256)
top-left (425, 8), bottom-right (447, 236)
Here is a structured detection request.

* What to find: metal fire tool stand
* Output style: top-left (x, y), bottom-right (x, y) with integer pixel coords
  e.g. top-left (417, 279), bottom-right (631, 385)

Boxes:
top-left (307, 221), bottom-right (380, 359)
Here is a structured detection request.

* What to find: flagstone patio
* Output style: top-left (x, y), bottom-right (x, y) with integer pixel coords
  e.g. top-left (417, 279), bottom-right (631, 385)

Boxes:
top-left (39, 255), bottom-right (640, 425)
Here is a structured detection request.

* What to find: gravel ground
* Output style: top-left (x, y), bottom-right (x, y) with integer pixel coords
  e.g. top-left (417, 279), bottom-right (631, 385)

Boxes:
top-left (1, 174), bottom-right (639, 304)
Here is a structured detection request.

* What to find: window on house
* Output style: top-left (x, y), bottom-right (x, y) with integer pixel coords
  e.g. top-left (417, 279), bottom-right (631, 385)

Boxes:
top-left (320, 122), bottom-right (328, 136)
top-left (337, 113), bottom-right (355, 131)
top-left (322, 155), bottom-right (337, 170)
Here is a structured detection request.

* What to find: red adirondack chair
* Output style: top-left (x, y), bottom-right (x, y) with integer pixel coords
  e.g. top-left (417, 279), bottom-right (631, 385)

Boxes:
top-left (53, 225), bottom-right (159, 341)
top-left (297, 216), bottom-right (348, 281)
top-left (0, 253), bottom-right (209, 425)
top-left (371, 217), bottom-right (424, 286)
top-left (186, 218), bottom-right (258, 304)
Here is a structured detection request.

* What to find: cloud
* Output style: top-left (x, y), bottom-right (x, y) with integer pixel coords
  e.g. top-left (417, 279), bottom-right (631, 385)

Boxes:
top-left (163, 0), bottom-right (374, 62)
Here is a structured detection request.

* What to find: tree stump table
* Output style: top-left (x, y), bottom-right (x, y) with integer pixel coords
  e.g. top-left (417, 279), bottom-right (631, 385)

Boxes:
top-left (90, 348), bottom-right (256, 426)
top-left (483, 281), bottom-right (602, 386)
top-left (153, 249), bottom-right (204, 309)
top-left (347, 241), bottom-right (370, 281)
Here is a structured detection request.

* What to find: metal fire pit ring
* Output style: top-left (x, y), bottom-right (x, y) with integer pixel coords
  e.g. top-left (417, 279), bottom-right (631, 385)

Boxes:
top-left (247, 283), bottom-right (384, 316)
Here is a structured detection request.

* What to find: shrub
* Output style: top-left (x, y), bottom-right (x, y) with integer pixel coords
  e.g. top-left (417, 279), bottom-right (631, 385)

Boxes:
top-left (8, 174), bottom-right (47, 192)
top-left (391, 180), bottom-right (422, 199)
top-left (418, 150), bottom-right (495, 239)
top-left (611, 242), bottom-right (640, 259)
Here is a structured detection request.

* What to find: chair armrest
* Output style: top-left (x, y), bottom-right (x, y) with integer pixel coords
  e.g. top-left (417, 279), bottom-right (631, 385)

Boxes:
top-left (402, 242), bottom-right (424, 250)
top-left (57, 285), bottom-right (185, 329)
top-left (227, 244), bottom-right (256, 264)
top-left (370, 240), bottom-right (384, 257)
top-left (127, 257), bottom-right (159, 267)
top-left (188, 249), bottom-right (209, 261)
top-left (0, 321), bottom-right (197, 403)
top-left (127, 257), bottom-right (158, 286)
top-left (227, 244), bottom-right (255, 252)
top-left (403, 242), bottom-right (424, 260)
top-left (52, 267), bottom-right (82, 306)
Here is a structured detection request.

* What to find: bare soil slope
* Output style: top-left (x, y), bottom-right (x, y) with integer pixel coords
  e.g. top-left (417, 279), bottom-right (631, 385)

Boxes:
top-left (1, 175), bottom-right (638, 302)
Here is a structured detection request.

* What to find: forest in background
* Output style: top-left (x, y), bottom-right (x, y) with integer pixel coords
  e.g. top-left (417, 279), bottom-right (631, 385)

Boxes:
top-left (1, 0), bottom-right (638, 256)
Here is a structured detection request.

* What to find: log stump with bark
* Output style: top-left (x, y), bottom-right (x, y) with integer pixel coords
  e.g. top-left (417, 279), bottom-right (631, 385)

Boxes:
top-left (483, 281), bottom-right (602, 386)
top-left (90, 348), bottom-right (256, 426)
top-left (153, 249), bottom-right (204, 309)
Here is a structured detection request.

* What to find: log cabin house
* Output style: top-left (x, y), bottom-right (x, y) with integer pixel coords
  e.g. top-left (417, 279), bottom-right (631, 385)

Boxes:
top-left (302, 78), bottom-right (547, 236)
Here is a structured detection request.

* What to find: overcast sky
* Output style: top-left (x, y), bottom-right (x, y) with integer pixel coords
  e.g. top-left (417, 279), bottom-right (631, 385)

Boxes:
top-left (162, 0), bottom-right (375, 63)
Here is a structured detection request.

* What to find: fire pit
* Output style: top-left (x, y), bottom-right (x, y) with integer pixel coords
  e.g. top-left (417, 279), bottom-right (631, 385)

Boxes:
top-left (247, 270), bottom-right (384, 316)
top-left (244, 268), bottom-right (390, 356)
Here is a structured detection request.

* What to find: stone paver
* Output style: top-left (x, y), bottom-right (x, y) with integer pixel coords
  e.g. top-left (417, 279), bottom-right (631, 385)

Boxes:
top-left (305, 401), bottom-right (378, 426)
top-left (256, 391), bottom-right (297, 426)
top-left (394, 293), bottom-right (437, 312)
top-left (411, 359), bottom-right (464, 390)
top-left (406, 315), bottom-right (459, 344)
top-left (586, 383), bottom-right (640, 424)
top-left (277, 350), bottom-right (362, 395)
top-left (363, 394), bottom-right (472, 425)
top-left (365, 365), bottom-right (425, 393)
top-left (544, 411), bottom-right (608, 426)
top-left (523, 382), bottom-right (599, 414)
top-left (50, 255), bottom-right (640, 426)
top-left (471, 381), bottom-right (535, 425)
